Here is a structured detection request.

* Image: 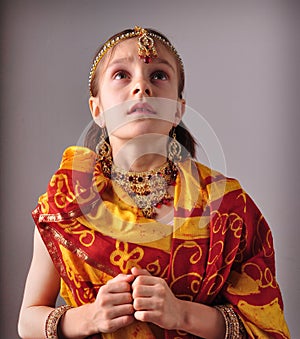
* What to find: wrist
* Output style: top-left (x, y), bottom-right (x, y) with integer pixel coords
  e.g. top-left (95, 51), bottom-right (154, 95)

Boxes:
top-left (175, 299), bottom-right (187, 331)
top-left (175, 300), bottom-right (226, 339)
top-left (60, 303), bottom-right (97, 339)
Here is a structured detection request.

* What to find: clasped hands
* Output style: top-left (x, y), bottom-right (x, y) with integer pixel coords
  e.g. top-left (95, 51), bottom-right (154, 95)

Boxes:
top-left (90, 267), bottom-right (182, 334)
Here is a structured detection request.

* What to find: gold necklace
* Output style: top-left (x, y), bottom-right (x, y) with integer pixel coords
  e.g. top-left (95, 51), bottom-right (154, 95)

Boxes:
top-left (111, 160), bottom-right (177, 218)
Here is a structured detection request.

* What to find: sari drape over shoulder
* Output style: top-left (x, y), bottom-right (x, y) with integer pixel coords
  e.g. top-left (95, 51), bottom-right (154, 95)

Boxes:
top-left (32, 146), bottom-right (290, 339)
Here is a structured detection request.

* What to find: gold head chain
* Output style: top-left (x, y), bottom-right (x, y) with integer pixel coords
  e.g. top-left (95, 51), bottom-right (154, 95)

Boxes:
top-left (88, 26), bottom-right (184, 96)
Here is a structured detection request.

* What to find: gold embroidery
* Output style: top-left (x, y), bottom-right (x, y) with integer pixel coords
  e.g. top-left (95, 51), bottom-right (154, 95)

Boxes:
top-left (169, 241), bottom-right (203, 299)
top-left (146, 260), bottom-right (170, 279)
top-left (225, 244), bottom-right (240, 266)
top-left (211, 211), bottom-right (243, 238)
top-left (66, 261), bottom-right (81, 289)
top-left (235, 227), bottom-right (248, 263)
top-left (237, 191), bottom-right (247, 213)
top-left (50, 173), bottom-right (76, 209)
top-left (60, 245), bottom-right (111, 305)
top-left (146, 259), bottom-right (162, 276)
top-left (205, 272), bottom-right (225, 296)
top-left (39, 192), bottom-right (50, 214)
top-left (76, 287), bottom-right (96, 305)
top-left (208, 240), bottom-right (224, 266)
top-left (243, 262), bottom-right (277, 289)
top-left (254, 215), bottom-right (274, 258)
top-left (58, 220), bottom-right (95, 247)
top-left (74, 179), bottom-right (98, 205)
top-left (110, 241), bottom-right (144, 273)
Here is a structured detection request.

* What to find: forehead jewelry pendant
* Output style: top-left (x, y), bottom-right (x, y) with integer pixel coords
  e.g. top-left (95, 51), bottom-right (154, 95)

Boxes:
top-left (135, 26), bottom-right (158, 63)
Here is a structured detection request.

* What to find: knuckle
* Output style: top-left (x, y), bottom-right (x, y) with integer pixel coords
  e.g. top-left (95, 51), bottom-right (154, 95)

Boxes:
top-left (98, 294), bottom-right (109, 307)
top-left (102, 308), bottom-right (112, 320)
top-left (105, 324), bottom-right (115, 333)
top-left (132, 276), bottom-right (140, 285)
top-left (121, 315), bottom-right (134, 327)
top-left (156, 299), bottom-right (164, 310)
top-left (157, 284), bottom-right (166, 297)
top-left (99, 284), bottom-right (109, 294)
top-left (139, 312), bottom-right (148, 322)
top-left (126, 292), bottom-right (133, 303)
top-left (132, 285), bottom-right (140, 298)
top-left (127, 304), bottom-right (135, 314)
top-left (133, 298), bottom-right (141, 310)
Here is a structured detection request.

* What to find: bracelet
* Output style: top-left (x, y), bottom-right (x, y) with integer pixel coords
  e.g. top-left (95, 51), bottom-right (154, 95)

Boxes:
top-left (45, 305), bottom-right (73, 339)
top-left (214, 305), bottom-right (246, 338)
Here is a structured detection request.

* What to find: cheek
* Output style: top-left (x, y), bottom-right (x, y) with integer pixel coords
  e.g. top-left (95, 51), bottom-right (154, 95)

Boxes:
top-left (100, 89), bottom-right (125, 112)
top-left (102, 101), bottom-right (131, 135)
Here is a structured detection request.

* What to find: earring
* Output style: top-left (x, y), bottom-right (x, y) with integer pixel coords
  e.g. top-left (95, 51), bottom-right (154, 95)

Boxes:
top-left (96, 127), bottom-right (112, 178)
top-left (168, 128), bottom-right (182, 163)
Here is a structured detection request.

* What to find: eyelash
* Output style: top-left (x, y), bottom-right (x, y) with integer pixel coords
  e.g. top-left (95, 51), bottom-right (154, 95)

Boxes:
top-left (151, 70), bottom-right (168, 81)
top-left (113, 70), bottom-right (169, 81)
top-left (114, 71), bottom-right (128, 80)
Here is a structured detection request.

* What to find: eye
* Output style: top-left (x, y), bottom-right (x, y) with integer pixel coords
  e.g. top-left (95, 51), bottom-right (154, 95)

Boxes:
top-left (114, 71), bottom-right (129, 80)
top-left (151, 70), bottom-right (168, 81)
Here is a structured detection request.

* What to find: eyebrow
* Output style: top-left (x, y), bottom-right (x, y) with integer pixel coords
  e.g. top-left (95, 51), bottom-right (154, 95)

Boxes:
top-left (152, 58), bottom-right (176, 73)
top-left (107, 57), bottom-right (176, 73)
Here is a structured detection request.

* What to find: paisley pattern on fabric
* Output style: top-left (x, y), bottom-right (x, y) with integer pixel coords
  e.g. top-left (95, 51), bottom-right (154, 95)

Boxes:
top-left (33, 146), bottom-right (290, 339)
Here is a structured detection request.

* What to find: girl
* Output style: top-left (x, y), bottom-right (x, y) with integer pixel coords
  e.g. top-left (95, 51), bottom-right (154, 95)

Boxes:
top-left (18, 26), bottom-right (290, 339)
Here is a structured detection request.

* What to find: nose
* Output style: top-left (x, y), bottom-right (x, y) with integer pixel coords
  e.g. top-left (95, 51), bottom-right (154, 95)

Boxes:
top-left (132, 79), bottom-right (151, 97)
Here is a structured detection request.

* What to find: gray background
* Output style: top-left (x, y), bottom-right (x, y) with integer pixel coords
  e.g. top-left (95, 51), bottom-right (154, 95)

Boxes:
top-left (1, 0), bottom-right (299, 338)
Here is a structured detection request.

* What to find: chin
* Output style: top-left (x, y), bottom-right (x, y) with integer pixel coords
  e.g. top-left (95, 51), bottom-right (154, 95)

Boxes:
top-left (113, 120), bottom-right (172, 139)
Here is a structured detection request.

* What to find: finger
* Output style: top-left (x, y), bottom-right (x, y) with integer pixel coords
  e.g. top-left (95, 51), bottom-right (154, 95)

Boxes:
top-left (133, 296), bottom-right (155, 311)
top-left (105, 303), bottom-right (135, 318)
top-left (96, 291), bottom-right (133, 310)
top-left (101, 314), bottom-right (135, 333)
top-left (110, 292), bottom-right (133, 306)
top-left (107, 274), bottom-right (135, 284)
top-left (131, 275), bottom-right (157, 289)
top-left (99, 281), bottom-right (132, 295)
top-left (131, 267), bottom-right (151, 276)
top-left (132, 285), bottom-right (154, 298)
top-left (134, 310), bottom-right (158, 323)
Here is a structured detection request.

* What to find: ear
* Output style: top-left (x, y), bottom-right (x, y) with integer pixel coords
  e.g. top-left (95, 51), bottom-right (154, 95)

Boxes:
top-left (174, 98), bottom-right (186, 126)
top-left (89, 96), bottom-right (105, 127)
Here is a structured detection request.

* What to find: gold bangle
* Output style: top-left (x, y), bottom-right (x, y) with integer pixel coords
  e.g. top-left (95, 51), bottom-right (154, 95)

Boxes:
top-left (214, 305), bottom-right (246, 338)
top-left (45, 305), bottom-right (73, 339)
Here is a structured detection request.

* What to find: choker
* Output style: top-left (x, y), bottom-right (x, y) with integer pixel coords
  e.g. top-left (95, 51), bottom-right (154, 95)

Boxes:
top-left (111, 160), bottom-right (178, 218)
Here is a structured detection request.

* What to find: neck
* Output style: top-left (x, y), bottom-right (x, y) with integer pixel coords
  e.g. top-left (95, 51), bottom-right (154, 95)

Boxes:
top-left (110, 133), bottom-right (169, 172)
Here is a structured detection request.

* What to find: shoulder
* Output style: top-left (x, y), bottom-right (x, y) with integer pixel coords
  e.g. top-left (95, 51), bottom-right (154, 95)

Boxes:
top-left (179, 158), bottom-right (242, 195)
top-left (58, 146), bottom-right (97, 173)
top-left (189, 160), bottom-right (266, 223)
top-left (35, 146), bottom-right (106, 216)
top-left (174, 158), bottom-right (247, 218)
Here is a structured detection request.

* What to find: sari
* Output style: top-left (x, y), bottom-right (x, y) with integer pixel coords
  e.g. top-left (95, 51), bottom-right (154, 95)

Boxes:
top-left (32, 146), bottom-right (290, 338)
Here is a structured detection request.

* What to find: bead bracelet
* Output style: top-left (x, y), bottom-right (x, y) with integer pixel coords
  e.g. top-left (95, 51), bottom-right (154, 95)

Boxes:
top-left (214, 305), bottom-right (247, 338)
top-left (45, 305), bottom-right (73, 339)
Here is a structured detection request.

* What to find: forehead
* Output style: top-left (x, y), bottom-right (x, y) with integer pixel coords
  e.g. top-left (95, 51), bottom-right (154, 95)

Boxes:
top-left (103, 37), bottom-right (178, 69)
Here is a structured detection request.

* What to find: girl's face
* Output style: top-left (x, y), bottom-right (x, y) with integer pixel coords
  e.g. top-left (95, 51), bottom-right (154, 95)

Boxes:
top-left (89, 38), bottom-right (185, 142)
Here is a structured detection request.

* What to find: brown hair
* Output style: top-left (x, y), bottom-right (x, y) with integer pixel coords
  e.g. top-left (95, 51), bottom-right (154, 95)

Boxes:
top-left (85, 28), bottom-right (197, 158)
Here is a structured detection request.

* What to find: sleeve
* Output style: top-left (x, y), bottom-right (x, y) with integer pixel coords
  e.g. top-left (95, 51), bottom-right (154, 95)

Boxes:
top-left (222, 191), bottom-right (290, 339)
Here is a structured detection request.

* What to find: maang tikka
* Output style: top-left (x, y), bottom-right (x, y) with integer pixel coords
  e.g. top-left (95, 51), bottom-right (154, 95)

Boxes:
top-left (135, 26), bottom-right (158, 64)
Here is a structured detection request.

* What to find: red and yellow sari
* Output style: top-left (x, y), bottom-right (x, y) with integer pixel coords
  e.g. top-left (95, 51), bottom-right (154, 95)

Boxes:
top-left (33, 146), bottom-right (290, 338)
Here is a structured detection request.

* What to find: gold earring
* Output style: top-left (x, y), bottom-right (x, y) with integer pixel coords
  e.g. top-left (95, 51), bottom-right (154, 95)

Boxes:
top-left (168, 128), bottom-right (182, 163)
top-left (96, 128), bottom-right (112, 177)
